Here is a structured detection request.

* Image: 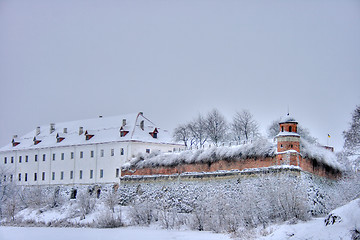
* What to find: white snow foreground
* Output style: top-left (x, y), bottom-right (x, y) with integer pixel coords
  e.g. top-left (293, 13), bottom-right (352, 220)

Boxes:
top-left (0, 226), bottom-right (231, 240)
top-left (258, 198), bottom-right (360, 240)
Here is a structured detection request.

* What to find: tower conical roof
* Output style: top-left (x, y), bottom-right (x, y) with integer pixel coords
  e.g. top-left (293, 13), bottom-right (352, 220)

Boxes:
top-left (279, 114), bottom-right (298, 124)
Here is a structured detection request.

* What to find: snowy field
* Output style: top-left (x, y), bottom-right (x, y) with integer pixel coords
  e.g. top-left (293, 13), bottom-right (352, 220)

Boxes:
top-left (0, 226), bottom-right (231, 240)
top-left (259, 198), bottom-right (360, 240)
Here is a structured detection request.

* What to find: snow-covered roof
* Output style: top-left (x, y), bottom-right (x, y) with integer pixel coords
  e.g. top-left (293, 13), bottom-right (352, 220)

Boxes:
top-left (279, 114), bottom-right (298, 124)
top-left (0, 112), bottom-right (180, 152)
top-left (276, 132), bottom-right (300, 137)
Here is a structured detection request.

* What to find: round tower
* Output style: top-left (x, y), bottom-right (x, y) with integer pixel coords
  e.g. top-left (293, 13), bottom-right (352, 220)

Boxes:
top-left (276, 114), bottom-right (301, 165)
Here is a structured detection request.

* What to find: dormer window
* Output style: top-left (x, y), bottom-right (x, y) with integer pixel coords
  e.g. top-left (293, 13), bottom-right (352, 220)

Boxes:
top-left (85, 131), bottom-right (94, 140)
top-left (12, 139), bottom-right (20, 147)
top-left (120, 127), bottom-right (129, 137)
top-left (56, 133), bottom-right (65, 143)
top-left (149, 128), bottom-right (158, 139)
top-left (33, 137), bottom-right (41, 145)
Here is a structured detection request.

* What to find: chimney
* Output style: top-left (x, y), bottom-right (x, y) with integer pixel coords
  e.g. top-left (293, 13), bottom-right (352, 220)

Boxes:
top-left (63, 128), bottom-right (67, 134)
top-left (36, 127), bottom-right (40, 135)
top-left (79, 127), bottom-right (83, 135)
top-left (122, 119), bottom-right (126, 126)
top-left (50, 123), bottom-right (55, 134)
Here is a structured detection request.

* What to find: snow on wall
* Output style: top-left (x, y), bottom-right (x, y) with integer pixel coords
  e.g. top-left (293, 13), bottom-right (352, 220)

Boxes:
top-left (300, 140), bottom-right (343, 170)
top-left (123, 138), bottom-right (343, 172)
top-left (123, 139), bottom-right (276, 170)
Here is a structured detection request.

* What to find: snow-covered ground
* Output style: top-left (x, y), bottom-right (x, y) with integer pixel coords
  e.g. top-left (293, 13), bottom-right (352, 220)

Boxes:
top-left (259, 198), bottom-right (360, 240)
top-left (0, 226), bottom-right (231, 240)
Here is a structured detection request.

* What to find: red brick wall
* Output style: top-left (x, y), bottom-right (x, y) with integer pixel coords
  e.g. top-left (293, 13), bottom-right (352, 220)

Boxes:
top-left (122, 155), bottom-right (340, 179)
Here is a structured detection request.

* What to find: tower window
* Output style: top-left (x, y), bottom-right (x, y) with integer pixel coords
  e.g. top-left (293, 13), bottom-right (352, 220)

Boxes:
top-left (289, 126), bottom-right (292, 132)
top-left (281, 126), bottom-right (284, 132)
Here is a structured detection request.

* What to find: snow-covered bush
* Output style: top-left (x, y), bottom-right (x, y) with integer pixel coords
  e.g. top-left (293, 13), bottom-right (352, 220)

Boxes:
top-left (77, 191), bottom-right (96, 220)
top-left (95, 209), bottom-right (123, 228)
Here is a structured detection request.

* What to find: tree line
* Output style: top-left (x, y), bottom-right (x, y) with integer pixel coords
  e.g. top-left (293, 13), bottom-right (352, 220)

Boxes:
top-left (173, 108), bottom-right (320, 148)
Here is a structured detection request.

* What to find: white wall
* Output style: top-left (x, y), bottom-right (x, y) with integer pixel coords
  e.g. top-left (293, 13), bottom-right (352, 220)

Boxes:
top-left (0, 141), bottom-right (184, 186)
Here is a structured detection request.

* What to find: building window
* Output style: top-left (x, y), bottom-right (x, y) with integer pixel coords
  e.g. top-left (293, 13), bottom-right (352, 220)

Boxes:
top-left (111, 149), bottom-right (114, 156)
top-left (42, 172), bottom-right (45, 181)
top-left (281, 144), bottom-right (283, 148)
top-left (120, 148), bottom-right (124, 155)
top-left (52, 172), bottom-right (55, 180)
top-left (3, 175), bottom-right (6, 182)
top-left (11, 157), bottom-right (14, 163)
top-left (281, 126), bottom-right (284, 132)
top-left (71, 152), bottom-right (74, 159)
top-left (80, 151), bottom-right (83, 158)
top-left (116, 168), bottom-right (119, 178)
top-left (90, 170), bottom-right (93, 179)
top-left (19, 156), bottom-right (22, 163)
top-left (100, 149), bottom-right (104, 157)
top-left (79, 170), bottom-right (83, 179)
top-left (91, 150), bottom-right (94, 158)
top-left (289, 126), bottom-right (292, 132)
top-left (61, 153), bottom-right (64, 160)
top-left (43, 154), bottom-right (46, 161)
top-left (100, 169), bottom-right (104, 178)
top-left (18, 173), bottom-right (21, 181)
top-left (53, 153), bottom-right (56, 161)
top-left (4, 157), bottom-right (7, 164)
top-left (34, 173), bottom-right (37, 181)
top-left (146, 149), bottom-right (150, 153)
top-left (10, 175), bottom-right (13, 182)
top-left (70, 171), bottom-right (73, 179)
top-left (61, 171), bottom-right (64, 180)
top-left (25, 155), bottom-right (28, 162)
top-left (35, 155), bottom-right (38, 162)
top-left (25, 173), bottom-right (28, 182)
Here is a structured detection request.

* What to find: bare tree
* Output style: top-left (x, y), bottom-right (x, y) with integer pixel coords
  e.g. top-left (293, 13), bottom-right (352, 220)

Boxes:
top-left (188, 114), bottom-right (208, 148)
top-left (343, 105), bottom-right (360, 156)
top-left (205, 109), bottom-right (228, 146)
top-left (173, 124), bottom-right (191, 147)
top-left (232, 110), bottom-right (259, 144)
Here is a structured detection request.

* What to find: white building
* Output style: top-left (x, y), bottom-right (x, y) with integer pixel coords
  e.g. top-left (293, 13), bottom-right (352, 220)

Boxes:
top-left (0, 112), bottom-right (183, 186)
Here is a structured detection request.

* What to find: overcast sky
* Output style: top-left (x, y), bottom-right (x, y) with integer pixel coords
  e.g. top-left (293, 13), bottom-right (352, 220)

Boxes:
top-left (0, 0), bottom-right (359, 151)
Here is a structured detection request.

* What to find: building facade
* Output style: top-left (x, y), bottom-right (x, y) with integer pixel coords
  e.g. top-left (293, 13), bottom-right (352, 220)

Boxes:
top-left (0, 112), bottom-right (184, 185)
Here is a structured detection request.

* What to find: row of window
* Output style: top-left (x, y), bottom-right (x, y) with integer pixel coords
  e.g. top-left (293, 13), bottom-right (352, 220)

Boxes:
top-left (4, 168), bottom-right (121, 182)
top-left (3, 148), bottom-right (125, 164)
